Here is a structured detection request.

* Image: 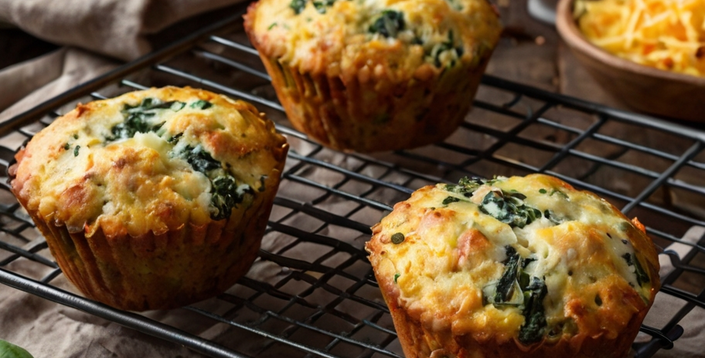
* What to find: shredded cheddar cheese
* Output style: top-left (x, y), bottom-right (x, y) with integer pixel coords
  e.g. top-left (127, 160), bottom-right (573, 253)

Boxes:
top-left (575, 0), bottom-right (705, 77)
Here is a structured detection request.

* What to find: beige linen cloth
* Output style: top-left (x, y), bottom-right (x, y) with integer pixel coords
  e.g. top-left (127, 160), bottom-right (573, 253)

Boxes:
top-left (0, 0), bottom-right (243, 122)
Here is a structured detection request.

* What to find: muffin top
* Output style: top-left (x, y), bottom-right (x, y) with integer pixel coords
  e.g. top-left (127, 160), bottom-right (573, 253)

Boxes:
top-left (10, 87), bottom-right (288, 238)
top-left (366, 174), bottom-right (660, 346)
top-left (245, 0), bottom-right (502, 76)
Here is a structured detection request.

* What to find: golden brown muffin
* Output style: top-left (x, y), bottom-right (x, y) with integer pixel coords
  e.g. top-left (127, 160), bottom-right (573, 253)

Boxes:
top-left (244, 0), bottom-right (502, 152)
top-left (10, 87), bottom-right (289, 311)
top-left (366, 174), bottom-right (660, 358)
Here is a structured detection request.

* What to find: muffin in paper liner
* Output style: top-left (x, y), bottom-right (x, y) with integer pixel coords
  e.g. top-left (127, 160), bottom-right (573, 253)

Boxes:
top-left (366, 174), bottom-right (660, 358)
top-left (9, 87), bottom-right (289, 311)
top-left (244, 0), bottom-right (502, 153)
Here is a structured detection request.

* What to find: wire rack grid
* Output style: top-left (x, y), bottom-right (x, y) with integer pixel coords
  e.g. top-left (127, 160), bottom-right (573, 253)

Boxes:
top-left (1, 9), bottom-right (705, 358)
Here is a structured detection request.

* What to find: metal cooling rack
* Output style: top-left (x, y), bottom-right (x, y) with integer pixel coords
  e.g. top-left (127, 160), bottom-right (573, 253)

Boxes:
top-left (2, 8), bottom-right (705, 358)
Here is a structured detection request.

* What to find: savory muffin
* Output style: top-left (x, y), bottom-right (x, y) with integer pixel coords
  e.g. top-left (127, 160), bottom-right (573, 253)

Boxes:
top-left (244, 0), bottom-right (502, 152)
top-left (9, 87), bottom-right (289, 311)
top-left (366, 174), bottom-right (660, 357)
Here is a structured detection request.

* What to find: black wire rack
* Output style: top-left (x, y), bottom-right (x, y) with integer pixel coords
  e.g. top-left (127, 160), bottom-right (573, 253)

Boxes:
top-left (1, 8), bottom-right (705, 358)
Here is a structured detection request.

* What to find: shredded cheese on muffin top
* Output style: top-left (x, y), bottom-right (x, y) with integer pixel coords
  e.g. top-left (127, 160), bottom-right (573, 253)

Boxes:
top-left (248, 0), bottom-right (502, 75)
top-left (11, 87), bottom-right (287, 238)
top-left (367, 174), bottom-right (659, 344)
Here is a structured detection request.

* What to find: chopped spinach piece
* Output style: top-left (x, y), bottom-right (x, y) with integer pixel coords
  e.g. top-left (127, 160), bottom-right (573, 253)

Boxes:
top-left (543, 209), bottom-right (563, 225)
top-left (622, 252), bottom-right (633, 265)
top-left (183, 145), bottom-right (222, 173)
top-left (394, 273), bottom-right (400, 283)
top-left (190, 100), bottom-right (212, 110)
top-left (73, 145), bottom-right (80, 157)
top-left (168, 133), bottom-right (183, 143)
top-left (622, 253), bottom-right (650, 286)
top-left (110, 113), bottom-right (154, 140)
top-left (442, 196), bottom-right (462, 205)
top-left (428, 30), bottom-right (464, 68)
top-left (495, 246), bottom-right (521, 303)
top-left (290, 0), bottom-right (307, 14)
top-left (549, 188), bottom-right (569, 199)
top-left (518, 277), bottom-right (548, 344)
top-left (521, 256), bottom-right (536, 269)
top-left (108, 98), bottom-right (183, 141)
top-left (391, 232), bottom-right (405, 244)
top-left (444, 176), bottom-right (483, 197)
top-left (210, 177), bottom-right (252, 220)
top-left (210, 176), bottom-right (237, 220)
top-left (509, 191), bottom-right (526, 200)
top-left (369, 10), bottom-right (405, 38)
top-left (482, 246), bottom-right (548, 344)
top-left (63, 143), bottom-right (70, 150)
top-left (312, 0), bottom-right (335, 13)
top-left (539, 188), bottom-right (547, 194)
top-left (483, 246), bottom-right (548, 344)
top-left (480, 190), bottom-right (541, 229)
top-left (174, 144), bottom-right (254, 221)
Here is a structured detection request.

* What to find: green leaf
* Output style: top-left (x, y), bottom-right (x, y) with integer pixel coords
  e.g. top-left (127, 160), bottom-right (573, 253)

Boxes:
top-left (190, 100), bottom-right (212, 110)
top-left (183, 145), bottom-right (222, 174)
top-left (312, 0), bottom-right (335, 13)
top-left (0, 340), bottom-right (34, 358)
top-left (442, 196), bottom-right (461, 205)
top-left (549, 188), bottom-right (569, 199)
top-left (369, 10), bottom-right (405, 38)
top-left (109, 98), bottom-right (184, 141)
top-left (622, 253), bottom-right (650, 287)
top-left (518, 277), bottom-right (548, 344)
top-left (479, 189), bottom-right (541, 229)
top-left (444, 177), bottom-right (483, 197)
top-left (173, 144), bottom-right (254, 221)
top-left (290, 0), bottom-right (307, 14)
top-left (495, 246), bottom-right (521, 303)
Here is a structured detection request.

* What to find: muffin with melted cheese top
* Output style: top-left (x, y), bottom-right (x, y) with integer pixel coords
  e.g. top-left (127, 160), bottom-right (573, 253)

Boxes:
top-left (10, 87), bottom-right (289, 311)
top-left (244, 0), bottom-right (502, 152)
top-left (366, 174), bottom-right (660, 358)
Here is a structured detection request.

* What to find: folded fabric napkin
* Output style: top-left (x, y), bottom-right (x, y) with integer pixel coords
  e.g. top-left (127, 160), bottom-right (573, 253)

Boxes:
top-left (0, 0), bottom-right (246, 125)
top-left (0, 0), bottom-right (242, 61)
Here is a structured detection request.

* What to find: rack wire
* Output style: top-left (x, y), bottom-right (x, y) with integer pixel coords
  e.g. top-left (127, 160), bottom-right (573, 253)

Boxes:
top-left (1, 9), bottom-right (705, 358)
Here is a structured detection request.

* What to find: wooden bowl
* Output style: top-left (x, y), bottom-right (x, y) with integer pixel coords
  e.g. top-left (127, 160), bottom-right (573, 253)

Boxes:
top-left (555, 0), bottom-right (705, 122)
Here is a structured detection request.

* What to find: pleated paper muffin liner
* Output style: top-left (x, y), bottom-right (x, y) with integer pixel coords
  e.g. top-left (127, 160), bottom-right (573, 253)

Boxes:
top-left (376, 272), bottom-right (648, 358)
top-left (24, 194), bottom-right (275, 311)
top-left (258, 54), bottom-right (491, 153)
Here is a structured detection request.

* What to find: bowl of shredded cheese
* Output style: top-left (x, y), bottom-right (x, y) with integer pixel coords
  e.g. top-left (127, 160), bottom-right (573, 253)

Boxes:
top-left (556, 0), bottom-right (705, 122)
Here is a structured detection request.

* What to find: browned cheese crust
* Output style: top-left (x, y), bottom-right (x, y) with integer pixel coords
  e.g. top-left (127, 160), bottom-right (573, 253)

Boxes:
top-left (10, 86), bottom-right (289, 310)
top-left (366, 174), bottom-right (660, 358)
top-left (244, 0), bottom-right (503, 152)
